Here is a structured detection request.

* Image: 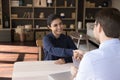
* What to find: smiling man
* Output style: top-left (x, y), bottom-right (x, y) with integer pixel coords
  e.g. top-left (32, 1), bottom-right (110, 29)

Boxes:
top-left (43, 14), bottom-right (77, 64)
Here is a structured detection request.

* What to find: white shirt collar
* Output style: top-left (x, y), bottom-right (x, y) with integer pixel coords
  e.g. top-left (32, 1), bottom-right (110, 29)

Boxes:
top-left (99, 38), bottom-right (120, 49)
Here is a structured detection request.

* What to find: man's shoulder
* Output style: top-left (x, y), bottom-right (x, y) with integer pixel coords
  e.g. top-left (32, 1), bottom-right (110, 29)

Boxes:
top-left (43, 33), bottom-right (53, 41)
top-left (84, 49), bottom-right (100, 59)
top-left (44, 33), bottom-right (53, 38)
top-left (86, 49), bottom-right (99, 55)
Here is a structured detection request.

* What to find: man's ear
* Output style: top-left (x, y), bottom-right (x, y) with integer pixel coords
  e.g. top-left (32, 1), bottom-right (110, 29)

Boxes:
top-left (97, 23), bottom-right (102, 33)
top-left (48, 25), bottom-right (51, 29)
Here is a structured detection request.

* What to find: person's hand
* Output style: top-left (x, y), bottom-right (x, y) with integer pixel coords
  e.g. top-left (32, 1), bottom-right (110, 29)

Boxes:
top-left (54, 58), bottom-right (65, 64)
top-left (73, 50), bottom-right (84, 60)
top-left (71, 65), bottom-right (78, 78)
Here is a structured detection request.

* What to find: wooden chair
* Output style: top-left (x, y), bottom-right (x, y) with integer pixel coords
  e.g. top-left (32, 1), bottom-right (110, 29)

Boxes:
top-left (36, 40), bottom-right (44, 61)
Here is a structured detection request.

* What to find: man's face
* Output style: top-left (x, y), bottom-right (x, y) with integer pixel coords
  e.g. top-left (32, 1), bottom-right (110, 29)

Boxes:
top-left (93, 22), bottom-right (100, 42)
top-left (48, 18), bottom-right (64, 36)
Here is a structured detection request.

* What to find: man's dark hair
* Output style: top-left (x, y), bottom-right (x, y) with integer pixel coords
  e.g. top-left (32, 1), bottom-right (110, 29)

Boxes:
top-left (95, 8), bottom-right (120, 38)
top-left (47, 14), bottom-right (62, 27)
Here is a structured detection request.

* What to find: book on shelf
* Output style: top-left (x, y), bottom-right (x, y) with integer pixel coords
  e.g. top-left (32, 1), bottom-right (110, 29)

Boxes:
top-left (33, 0), bottom-right (47, 7)
top-left (41, 0), bottom-right (47, 7)
top-left (23, 12), bottom-right (32, 18)
top-left (33, 0), bottom-right (40, 7)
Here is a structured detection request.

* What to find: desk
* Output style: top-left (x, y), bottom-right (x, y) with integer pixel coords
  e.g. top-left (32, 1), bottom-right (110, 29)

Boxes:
top-left (12, 61), bottom-right (73, 80)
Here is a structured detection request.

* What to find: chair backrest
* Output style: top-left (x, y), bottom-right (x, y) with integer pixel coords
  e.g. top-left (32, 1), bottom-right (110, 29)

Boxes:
top-left (36, 40), bottom-right (44, 61)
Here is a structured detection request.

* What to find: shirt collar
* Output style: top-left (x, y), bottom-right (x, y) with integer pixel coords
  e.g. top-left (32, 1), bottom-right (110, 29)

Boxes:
top-left (99, 38), bottom-right (120, 49)
top-left (50, 32), bottom-right (62, 39)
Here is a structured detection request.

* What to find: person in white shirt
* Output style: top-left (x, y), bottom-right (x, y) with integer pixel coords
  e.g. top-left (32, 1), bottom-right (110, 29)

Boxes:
top-left (72, 8), bottom-right (120, 80)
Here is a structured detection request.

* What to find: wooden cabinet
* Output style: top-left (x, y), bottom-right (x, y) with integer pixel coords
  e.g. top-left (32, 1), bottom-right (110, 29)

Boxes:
top-left (8, 0), bottom-right (78, 41)
top-left (83, 0), bottom-right (112, 29)
top-left (10, 0), bottom-right (33, 29)
top-left (55, 0), bottom-right (78, 30)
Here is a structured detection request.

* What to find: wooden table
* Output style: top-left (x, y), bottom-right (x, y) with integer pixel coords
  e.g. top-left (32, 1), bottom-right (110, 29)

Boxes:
top-left (12, 61), bottom-right (73, 80)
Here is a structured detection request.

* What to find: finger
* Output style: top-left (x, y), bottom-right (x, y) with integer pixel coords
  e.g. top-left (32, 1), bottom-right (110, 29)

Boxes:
top-left (78, 50), bottom-right (85, 55)
top-left (76, 57), bottom-right (80, 60)
top-left (74, 54), bottom-right (78, 59)
top-left (54, 59), bottom-right (65, 64)
top-left (54, 60), bottom-right (59, 64)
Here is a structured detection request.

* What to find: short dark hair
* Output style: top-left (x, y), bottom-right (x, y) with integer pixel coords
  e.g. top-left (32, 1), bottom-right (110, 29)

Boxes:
top-left (95, 8), bottom-right (120, 38)
top-left (47, 14), bottom-right (62, 27)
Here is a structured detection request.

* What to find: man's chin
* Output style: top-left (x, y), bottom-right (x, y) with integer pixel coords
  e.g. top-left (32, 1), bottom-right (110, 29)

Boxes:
top-left (57, 31), bottom-right (63, 34)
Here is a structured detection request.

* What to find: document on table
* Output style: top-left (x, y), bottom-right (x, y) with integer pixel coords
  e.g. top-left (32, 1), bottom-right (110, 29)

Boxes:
top-left (48, 71), bottom-right (72, 80)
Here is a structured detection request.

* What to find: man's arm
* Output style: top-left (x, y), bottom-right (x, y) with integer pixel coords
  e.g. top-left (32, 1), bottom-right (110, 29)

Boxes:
top-left (43, 36), bottom-right (73, 57)
top-left (72, 52), bottom-right (94, 80)
top-left (71, 50), bottom-right (85, 79)
top-left (71, 65), bottom-right (78, 79)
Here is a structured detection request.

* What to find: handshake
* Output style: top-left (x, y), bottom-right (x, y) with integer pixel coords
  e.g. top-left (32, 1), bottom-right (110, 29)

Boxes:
top-left (72, 50), bottom-right (85, 68)
top-left (71, 50), bottom-right (85, 78)
top-left (73, 50), bottom-right (85, 61)
top-left (54, 50), bottom-right (85, 65)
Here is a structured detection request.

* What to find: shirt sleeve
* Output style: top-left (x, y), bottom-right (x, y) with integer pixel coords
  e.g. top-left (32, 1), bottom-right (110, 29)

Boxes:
top-left (74, 53), bottom-right (95, 80)
top-left (43, 36), bottom-right (74, 57)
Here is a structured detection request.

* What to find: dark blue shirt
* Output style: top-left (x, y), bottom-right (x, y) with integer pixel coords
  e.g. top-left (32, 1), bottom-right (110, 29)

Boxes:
top-left (43, 32), bottom-right (77, 62)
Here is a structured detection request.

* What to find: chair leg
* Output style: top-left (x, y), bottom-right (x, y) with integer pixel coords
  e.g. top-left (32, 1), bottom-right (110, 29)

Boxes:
top-left (86, 39), bottom-right (90, 51)
top-left (77, 38), bottom-right (81, 48)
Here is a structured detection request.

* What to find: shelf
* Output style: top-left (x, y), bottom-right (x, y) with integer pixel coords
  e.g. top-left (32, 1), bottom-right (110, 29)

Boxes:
top-left (34, 28), bottom-right (48, 30)
top-left (10, 0), bottom-right (77, 29)
top-left (62, 18), bottom-right (76, 20)
top-left (85, 7), bottom-right (110, 9)
top-left (64, 28), bottom-right (75, 30)
top-left (1, 0), bottom-right (78, 42)
top-left (56, 7), bottom-right (76, 8)
top-left (11, 6), bottom-right (33, 8)
top-left (0, 28), bottom-right (11, 30)
top-left (34, 18), bottom-right (47, 20)
top-left (11, 18), bottom-right (34, 20)
top-left (34, 7), bottom-right (55, 8)
top-left (34, 28), bottom-right (75, 30)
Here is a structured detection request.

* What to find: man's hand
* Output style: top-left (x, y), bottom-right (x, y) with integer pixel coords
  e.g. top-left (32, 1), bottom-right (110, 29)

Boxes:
top-left (71, 65), bottom-right (78, 79)
top-left (73, 50), bottom-right (85, 60)
top-left (54, 58), bottom-right (65, 64)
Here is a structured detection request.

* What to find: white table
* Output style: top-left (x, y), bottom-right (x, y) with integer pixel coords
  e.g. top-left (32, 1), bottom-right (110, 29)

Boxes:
top-left (12, 61), bottom-right (73, 80)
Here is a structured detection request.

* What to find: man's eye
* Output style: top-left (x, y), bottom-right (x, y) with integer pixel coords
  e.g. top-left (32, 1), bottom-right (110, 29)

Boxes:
top-left (53, 22), bottom-right (63, 27)
top-left (54, 24), bottom-right (57, 27)
top-left (59, 22), bottom-right (63, 25)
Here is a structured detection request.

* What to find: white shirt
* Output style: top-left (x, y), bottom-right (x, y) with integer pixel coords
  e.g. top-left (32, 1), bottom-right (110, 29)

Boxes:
top-left (74, 39), bottom-right (120, 80)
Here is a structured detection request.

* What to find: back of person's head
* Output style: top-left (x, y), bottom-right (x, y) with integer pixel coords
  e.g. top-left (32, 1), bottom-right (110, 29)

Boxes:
top-left (95, 8), bottom-right (120, 38)
top-left (47, 14), bottom-right (62, 27)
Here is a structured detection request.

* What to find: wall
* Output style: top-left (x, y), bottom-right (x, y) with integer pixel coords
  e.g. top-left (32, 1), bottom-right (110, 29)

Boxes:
top-left (112, 0), bottom-right (120, 10)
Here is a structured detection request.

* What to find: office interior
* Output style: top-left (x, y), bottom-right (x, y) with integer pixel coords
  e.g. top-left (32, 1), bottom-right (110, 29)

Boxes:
top-left (0, 0), bottom-right (120, 80)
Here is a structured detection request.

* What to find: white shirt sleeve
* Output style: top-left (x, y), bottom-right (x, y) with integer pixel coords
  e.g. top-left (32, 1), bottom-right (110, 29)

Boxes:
top-left (74, 53), bottom-right (95, 80)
